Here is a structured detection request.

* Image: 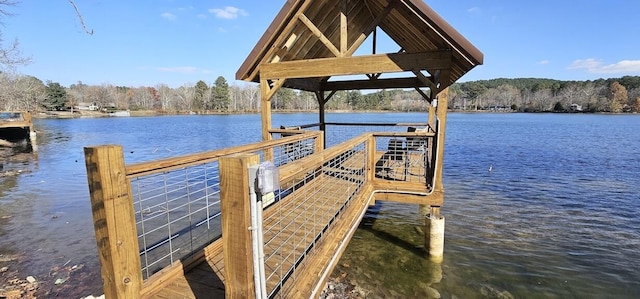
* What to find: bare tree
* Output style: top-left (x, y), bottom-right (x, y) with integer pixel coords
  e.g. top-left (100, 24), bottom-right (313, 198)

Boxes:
top-left (0, 0), bottom-right (31, 71)
top-left (175, 84), bottom-right (195, 112)
top-left (68, 0), bottom-right (93, 35)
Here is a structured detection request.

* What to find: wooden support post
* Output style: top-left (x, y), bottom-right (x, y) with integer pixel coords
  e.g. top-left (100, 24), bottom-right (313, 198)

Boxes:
top-left (317, 91), bottom-right (326, 149)
top-left (315, 131), bottom-right (325, 154)
top-left (428, 104), bottom-right (435, 129)
top-left (261, 79), bottom-right (274, 161)
top-left (84, 145), bottom-right (142, 299)
top-left (433, 87), bottom-right (448, 192)
top-left (219, 153), bottom-right (260, 299)
top-left (366, 134), bottom-right (376, 183)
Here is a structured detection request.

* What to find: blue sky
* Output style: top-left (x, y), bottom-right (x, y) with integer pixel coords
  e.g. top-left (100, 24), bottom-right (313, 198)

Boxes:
top-left (3, 0), bottom-right (640, 88)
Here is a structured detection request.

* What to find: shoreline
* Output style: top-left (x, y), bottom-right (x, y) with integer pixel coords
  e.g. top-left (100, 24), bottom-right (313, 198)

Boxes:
top-left (31, 109), bottom-right (632, 120)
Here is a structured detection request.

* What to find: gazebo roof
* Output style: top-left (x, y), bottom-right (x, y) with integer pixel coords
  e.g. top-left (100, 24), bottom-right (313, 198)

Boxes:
top-left (236, 0), bottom-right (483, 94)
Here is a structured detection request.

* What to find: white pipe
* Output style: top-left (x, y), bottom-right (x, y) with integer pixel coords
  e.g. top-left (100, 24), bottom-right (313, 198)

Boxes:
top-left (249, 189), bottom-right (263, 299)
top-left (257, 198), bottom-right (267, 298)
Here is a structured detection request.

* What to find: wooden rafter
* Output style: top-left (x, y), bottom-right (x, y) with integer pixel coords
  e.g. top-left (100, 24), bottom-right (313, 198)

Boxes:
top-left (347, 0), bottom-right (397, 56)
top-left (298, 13), bottom-right (341, 57)
top-left (246, 1), bottom-right (315, 81)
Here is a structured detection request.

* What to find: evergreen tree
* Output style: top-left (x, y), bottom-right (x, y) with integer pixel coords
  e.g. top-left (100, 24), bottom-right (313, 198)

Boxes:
top-left (43, 81), bottom-right (68, 111)
top-left (193, 80), bottom-right (208, 111)
top-left (211, 76), bottom-right (230, 111)
top-left (553, 101), bottom-right (564, 112)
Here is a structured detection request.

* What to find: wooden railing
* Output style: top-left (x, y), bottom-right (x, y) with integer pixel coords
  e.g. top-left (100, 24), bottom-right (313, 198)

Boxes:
top-left (84, 128), bottom-right (439, 298)
top-left (85, 131), bottom-right (322, 298)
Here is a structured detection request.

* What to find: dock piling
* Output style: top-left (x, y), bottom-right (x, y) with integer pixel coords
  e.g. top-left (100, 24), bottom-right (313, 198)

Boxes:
top-left (425, 205), bottom-right (445, 263)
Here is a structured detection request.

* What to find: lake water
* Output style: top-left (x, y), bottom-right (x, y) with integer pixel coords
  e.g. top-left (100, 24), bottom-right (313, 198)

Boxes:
top-left (1, 113), bottom-right (638, 298)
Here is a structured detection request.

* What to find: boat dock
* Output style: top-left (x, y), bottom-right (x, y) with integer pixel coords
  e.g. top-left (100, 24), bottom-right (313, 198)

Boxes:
top-left (83, 0), bottom-right (482, 298)
top-left (0, 111), bottom-right (36, 151)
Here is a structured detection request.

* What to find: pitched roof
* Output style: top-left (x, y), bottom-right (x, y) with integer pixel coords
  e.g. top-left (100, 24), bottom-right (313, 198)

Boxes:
top-left (236, 0), bottom-right (483, 92)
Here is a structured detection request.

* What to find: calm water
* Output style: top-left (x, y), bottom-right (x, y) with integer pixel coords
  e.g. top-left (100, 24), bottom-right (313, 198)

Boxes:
top-left (0, 113), bottom-right (638, 298)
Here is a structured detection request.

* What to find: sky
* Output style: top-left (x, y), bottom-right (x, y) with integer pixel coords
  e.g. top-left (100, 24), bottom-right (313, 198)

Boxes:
top-left (3, 0), bottom-right (640, 88)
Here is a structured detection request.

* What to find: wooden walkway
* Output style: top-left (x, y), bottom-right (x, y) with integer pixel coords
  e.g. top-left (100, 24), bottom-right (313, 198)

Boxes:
top-left (84, 131), bottom-right (442, 298)
top-left (139, 148), bottom-right (433, 298)
top-left (143, 173), bottom-right (373, 298)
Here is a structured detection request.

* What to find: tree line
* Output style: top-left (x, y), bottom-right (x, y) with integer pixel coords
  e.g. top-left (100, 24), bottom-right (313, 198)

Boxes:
top-left (1, 73), bottom-right (639, 114)
top-left (0, 73), bottom-right (430, 114)
top-left (450, 76), bottom-right (640, 113)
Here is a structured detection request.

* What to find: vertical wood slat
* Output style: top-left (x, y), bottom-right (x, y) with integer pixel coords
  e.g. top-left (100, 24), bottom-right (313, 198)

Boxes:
top-left (84, 145), bottom-right (142, 299)
top-left (219, 153), bottom-right (260, 299)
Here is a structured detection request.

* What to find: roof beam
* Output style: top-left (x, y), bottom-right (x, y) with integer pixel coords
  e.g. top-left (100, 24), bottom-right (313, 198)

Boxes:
top-left (260, 50), bottom-right (452, 80)
top-left (284, 78), bottom-right (322, 92)
top-left (322, 77), bottom-right (432, 91)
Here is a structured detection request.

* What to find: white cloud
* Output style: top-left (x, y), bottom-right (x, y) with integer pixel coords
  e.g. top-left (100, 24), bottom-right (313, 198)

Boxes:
top-left (568, 58), bottom-right (640, 74)
top-left (467, 7), bottom-right (482, 16)
top-left (157, 67), bottom-right (198, 74)
top-left (209, 6), bottom-right (248, 19)
top-left (538, 60), bottom-right (550, 65)
top-left (160, 12), bottom-right (176, 21)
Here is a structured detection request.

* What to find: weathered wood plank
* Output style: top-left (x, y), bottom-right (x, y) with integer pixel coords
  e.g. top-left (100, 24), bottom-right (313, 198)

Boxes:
top-left (84, 145), bottom-right (142, 299)
top-left (260, 51), bottom-right (453, 80)
top-left (219, 154), bottom-right (260, 299)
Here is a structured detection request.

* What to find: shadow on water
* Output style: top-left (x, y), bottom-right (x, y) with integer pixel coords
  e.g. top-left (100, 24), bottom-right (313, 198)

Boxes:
top-left (329, 201), bottom-right (446, 298)
top-left (360, 202), bottom-right (425, 258)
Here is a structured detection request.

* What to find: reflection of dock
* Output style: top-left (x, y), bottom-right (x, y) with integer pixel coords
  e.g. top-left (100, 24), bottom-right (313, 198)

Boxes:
top-left (0, 111), bottom-right (37, 151)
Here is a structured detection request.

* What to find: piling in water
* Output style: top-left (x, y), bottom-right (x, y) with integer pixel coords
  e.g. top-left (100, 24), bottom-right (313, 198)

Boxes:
top-left (425, 213), bottom-right (445, 263)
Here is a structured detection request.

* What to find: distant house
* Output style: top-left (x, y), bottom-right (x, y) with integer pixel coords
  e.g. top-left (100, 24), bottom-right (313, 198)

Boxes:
top-left (76, 102), bottom-right (99, 111)
top-left (570, 104), bottom-right (583, 112)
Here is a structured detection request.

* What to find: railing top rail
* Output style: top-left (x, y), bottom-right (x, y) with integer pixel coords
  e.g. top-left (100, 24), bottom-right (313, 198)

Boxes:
top-left (372, 131), bottom-right (436, 137)
top-left (126, 130), bottom-right (322, 178)
top-left (324, 122), bottom-right (429, 127)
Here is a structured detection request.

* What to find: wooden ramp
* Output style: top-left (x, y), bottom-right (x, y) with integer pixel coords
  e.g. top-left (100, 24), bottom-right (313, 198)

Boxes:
top-left (143, 173), bottom-right (374, 298)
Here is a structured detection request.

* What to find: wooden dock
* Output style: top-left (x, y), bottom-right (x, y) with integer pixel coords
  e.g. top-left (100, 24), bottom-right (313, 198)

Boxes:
top-left (85, 130), bottom-right (444, 298)
top-left (0, 111), bottom-right (35, 148)
top-left (83, 0), bottom-right (482, 296)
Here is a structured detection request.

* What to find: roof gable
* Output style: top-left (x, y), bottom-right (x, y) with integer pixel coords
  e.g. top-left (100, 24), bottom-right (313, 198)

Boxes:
top-left (236, 0), bottom-right (483, 94)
